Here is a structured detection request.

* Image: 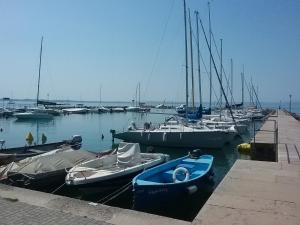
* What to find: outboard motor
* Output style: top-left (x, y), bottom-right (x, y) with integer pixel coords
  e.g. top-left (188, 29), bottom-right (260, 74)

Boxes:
top-left (188, 149), bottom-right (202, 159)
top-left (128, 121), bottom-right (137, 130)
top-left (70, 135), bottom-right (82, 150)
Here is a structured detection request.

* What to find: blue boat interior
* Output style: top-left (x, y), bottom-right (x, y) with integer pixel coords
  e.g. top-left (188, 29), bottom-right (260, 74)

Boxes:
top-left (135, 155), bottom-right (213, 185)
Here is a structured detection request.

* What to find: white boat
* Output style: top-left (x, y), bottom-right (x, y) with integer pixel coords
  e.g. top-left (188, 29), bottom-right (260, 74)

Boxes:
top-left (65, 142), bottom-right (169, 187)
top-left (62, 108), bottom-right (88, 114)
top-left (111, 107), bottom-right (125, 113)
top-left (113, 120), bottom-right (237, 149)
top-left (13, 37), bottom-right (55, 120)
top-left (126, 106), bottom-right (140, 112)
top-left (14, 108), bottom-right (54, 120)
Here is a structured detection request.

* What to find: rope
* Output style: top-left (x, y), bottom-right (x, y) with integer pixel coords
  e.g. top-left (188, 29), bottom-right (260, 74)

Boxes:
top-left (51, 182), bottom-right (65, 194)
top-left (97, 181), bottom-right (132, 204)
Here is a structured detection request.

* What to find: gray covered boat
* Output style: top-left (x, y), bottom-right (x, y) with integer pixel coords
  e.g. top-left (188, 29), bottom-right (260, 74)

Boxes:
top-left (0, 148), bottom-right (97, 192)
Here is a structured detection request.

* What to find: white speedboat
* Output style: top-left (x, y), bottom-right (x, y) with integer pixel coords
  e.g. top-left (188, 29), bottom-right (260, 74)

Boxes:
top-left (14, 108), bottom-right (53, 120)
top-left (62, 108), bottom-right (88, 114)
top-left (65, 142), bottom-right (169, 188)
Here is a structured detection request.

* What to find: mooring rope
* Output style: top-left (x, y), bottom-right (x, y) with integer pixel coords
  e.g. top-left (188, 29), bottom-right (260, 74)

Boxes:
top-left (96, 181), bottom-right (132, 204)
top-left (51, 182), bottom-right (65, 194)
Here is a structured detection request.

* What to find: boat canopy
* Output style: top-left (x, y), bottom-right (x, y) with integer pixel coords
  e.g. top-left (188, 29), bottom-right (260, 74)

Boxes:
top-left (3, 150), bottom-right (96, 176)
top-left (117, 142), bottom-right (142, 167)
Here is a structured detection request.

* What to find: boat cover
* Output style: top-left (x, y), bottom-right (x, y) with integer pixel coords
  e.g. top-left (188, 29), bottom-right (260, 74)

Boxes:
top-left (3, 150), bottom-right (96, 176)
top-left (117, 142), bottom-right (142, 167)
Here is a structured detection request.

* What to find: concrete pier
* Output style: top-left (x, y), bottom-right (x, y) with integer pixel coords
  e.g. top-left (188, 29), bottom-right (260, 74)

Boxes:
top-left (192, 109), bottom-right (300, 225)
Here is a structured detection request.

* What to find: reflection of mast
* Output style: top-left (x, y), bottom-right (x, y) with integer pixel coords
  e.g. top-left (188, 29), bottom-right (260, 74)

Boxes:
top-left (36, 36), bottom-right (43, 106)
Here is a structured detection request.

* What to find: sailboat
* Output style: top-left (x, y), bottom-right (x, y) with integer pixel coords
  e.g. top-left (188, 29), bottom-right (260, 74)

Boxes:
top-left (112, 1), bottom-right (237, 149)
top-left (14, 37), bottom-right (54, 120)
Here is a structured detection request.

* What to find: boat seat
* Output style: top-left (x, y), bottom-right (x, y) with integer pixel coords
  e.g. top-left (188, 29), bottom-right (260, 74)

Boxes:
top-left (182, 158), bottom-right (212, 164)
top-left (136, 180), bottom-right (159, 185)
top-left (176, 163), bottom-right (194, 171)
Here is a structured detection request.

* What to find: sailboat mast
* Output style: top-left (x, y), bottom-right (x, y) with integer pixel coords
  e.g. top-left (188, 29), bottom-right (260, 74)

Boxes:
top-left (220, 38), bottom-right (223, 108)
top-left (183, 0), bottom-right (189, 118)
top-left (188, 9), bottom-right (195, 109)
top-left (36, 36), bottom-right (43, 106)
top-left (138, 82), bottom-right (141, 106)
top-left (195, 11), bottom-right (202, 107)
top-left (230, 58), bottom-right (233, 106)
top-left (242, 65), bottom-right (244, 106)
top-left (208, 2), bottom-right (212, 111)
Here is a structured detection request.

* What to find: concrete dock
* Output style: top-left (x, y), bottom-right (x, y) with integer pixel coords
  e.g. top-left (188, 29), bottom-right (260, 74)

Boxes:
top-left (0, 109), bottom-right (299, 224)
top-left (193, 109), bottom-right (300, 225)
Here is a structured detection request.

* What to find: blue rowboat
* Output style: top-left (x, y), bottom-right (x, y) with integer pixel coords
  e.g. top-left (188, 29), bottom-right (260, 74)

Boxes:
top-left (132, 153), bottom-right (214, 210)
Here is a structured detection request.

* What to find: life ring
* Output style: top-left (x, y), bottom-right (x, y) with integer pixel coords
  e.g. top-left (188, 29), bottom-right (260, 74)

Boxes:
top-left (172, 167), bottom-right (190, 183)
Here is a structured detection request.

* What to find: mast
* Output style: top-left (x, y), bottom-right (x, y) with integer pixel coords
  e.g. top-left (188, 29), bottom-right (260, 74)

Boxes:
top-left (195, 11), bottom-right (202, 108)
top-left (138, 82), bottom-right (141, 106)
top-left (99, 84), bottom-right (102, 106)
top-left (241, 65), bottom-right (244, 106)
top-left (220, 38), bottom-right (223, 109)
top-left (208, 1), bottom-right (212, 111)
top-left (230, 58), bottom-right (233, 107)
top-left (36, 36), bottom-right (43, 106)
top-left (188, 9), bottom-right (195, 110)
top-left (183, 0), bottom-right (189, 118)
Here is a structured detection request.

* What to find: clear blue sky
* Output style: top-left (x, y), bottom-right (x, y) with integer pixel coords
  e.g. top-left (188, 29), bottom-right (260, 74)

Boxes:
top-left (0, 0), bottom-right (299, 103)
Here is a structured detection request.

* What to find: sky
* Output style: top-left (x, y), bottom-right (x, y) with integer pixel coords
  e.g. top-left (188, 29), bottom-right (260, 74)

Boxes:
top-left (0, 0), bottom-right (299, 104)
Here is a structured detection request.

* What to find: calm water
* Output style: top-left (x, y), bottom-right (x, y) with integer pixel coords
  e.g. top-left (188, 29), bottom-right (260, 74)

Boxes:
top-left (0, 100), bottom-right (297, 221)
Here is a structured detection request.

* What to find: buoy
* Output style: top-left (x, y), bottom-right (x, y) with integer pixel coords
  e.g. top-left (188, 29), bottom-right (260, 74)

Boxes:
top-left (26, 132), bottom-right (34, 145)
top-left (42, 133), bottom-right (47, 144)
top-left (237, 143), bottom-right (251, 154)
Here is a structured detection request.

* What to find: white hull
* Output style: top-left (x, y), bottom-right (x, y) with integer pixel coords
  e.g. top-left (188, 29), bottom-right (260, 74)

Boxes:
top-left (62, 108), bottom-right (88, 114)
top-left (65, 143), bottom-right (168, 186)
top-left (14, 112), bottom-right (53, 120)
top-left (115, 127), bottom-right (237, 149)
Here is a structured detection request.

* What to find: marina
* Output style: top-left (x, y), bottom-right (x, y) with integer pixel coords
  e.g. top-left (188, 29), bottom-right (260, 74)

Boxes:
top-left (0, 0), bottom-right (299, 224)
top-left (0, 109), bottom-right (299, 225)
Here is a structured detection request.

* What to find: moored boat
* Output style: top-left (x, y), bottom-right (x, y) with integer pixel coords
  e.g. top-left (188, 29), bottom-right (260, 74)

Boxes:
top-left (132, 152), bottom-right (214, 210)
top-left (65, 142), bottom-right (169, 193)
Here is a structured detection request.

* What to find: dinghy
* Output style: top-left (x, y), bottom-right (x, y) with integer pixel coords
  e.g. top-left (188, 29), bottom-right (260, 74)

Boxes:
top-left (132, 152), bottom-right (213, 209)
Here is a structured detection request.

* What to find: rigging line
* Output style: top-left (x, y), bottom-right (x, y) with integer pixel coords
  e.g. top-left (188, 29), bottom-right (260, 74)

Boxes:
top-left (199, 48), bottom-right (219, 105)
top-left (190, 25), bottom-right (219, 106)
top-left (142, 0), bottom-right (175, 99)
top-left (211, 31), bottom-right (237, 106)
top-left (199, 18), bottom-right (239, 133)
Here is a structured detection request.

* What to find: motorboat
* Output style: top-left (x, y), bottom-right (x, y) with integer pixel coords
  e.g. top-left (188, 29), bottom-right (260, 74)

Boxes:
top-left (0, 148), bottom-right (96, 192)
top-left (65, 142), bottom-right (169, 192)
top-left (62, 108), bottom-right (88, 114)
top-left (0, 135), bottom-right (83, 165)
top-left (14, 108), bottom-right (54, 120)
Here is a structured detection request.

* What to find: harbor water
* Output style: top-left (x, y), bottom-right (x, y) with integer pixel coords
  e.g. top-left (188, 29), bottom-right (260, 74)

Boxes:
top-left (0, 100), bottom-right (299, 221)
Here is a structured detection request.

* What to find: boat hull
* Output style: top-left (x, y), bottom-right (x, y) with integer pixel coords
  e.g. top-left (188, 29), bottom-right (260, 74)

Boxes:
top-left (14, 112), bottom-right (53, 120)
top-left (114, 130), bottom-right (236, 148)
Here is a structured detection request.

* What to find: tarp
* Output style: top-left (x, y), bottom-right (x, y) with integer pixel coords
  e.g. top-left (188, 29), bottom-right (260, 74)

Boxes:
top-left (4, 150), bottom-right (96, 176)
top-left (117, 142), bottom-right (142, 167)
